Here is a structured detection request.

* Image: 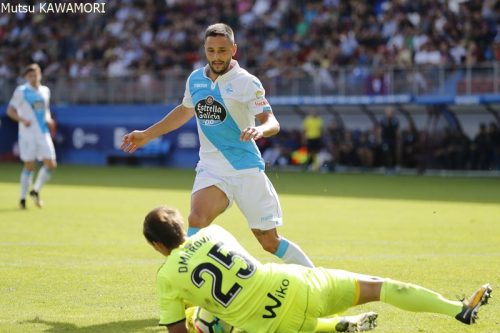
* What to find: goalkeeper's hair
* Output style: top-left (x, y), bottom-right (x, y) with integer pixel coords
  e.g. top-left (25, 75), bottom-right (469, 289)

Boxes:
top-left (204, 23), bottom-right (235, 44)
top-left (143, 206), bottom-right (185, 249)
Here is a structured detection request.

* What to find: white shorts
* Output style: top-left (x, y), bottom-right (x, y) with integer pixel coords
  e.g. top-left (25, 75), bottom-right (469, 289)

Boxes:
top-left (192, 167), bottom-right (283, 230)
top-left (19, 134), bottom-right (56, 162)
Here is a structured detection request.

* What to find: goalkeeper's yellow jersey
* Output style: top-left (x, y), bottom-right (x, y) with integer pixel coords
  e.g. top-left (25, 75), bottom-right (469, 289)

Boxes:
top-left (156, 225), bottom-right (316, 332)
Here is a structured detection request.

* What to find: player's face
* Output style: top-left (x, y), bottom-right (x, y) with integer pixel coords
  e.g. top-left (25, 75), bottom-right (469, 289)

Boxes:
top-left (25, 70), bottom-right (42, 87)
top-left (204, 36), bottom-right (237, 75)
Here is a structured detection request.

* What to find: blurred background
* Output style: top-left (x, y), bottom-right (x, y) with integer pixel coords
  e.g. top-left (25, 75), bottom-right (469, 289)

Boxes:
top-left (1, 0), bottom-right (499, 174)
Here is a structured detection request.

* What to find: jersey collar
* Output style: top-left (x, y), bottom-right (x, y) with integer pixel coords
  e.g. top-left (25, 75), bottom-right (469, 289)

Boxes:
top-left (204, 59), bottom-right (239, 84)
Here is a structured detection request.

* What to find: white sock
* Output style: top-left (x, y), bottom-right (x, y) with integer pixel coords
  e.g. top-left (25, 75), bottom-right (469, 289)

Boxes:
top-left (33, 166), bottom-right (52, 192)
top-left (20, 168), bottom-right (33, 199)
top-left (274, 238), bottom-right (314, 268)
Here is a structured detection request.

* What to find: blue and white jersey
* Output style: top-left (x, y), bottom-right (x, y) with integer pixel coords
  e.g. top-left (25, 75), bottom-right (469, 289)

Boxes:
top-left (9, 83), bottom-right (51, 139)
top-left (182, 60), bottom-right (272, 175)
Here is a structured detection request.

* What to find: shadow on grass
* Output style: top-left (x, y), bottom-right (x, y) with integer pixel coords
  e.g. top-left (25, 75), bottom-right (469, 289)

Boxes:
top-left (22, 317), bottom-right (160, 333)
top-left (1, 163), bottom-right (499, 204)
top-left (0, 208), bottom-right (26, 213)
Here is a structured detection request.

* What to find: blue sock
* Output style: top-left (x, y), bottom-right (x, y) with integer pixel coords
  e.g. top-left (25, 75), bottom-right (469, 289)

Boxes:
top-left (273, 238), bottom-right (289, 258)
top-left (274, 237), bottom-right (314, 267)
top-left (187, 227), bottom-right (201, 237)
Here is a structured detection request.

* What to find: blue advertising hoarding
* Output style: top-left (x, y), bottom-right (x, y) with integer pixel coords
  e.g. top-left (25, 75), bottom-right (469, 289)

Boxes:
top-left (0, 104), bottom-right (200, 168)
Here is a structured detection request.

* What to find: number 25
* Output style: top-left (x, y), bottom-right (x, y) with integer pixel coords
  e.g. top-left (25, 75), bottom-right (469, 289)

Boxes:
top-left (191, 242), bottom-right (255, 307)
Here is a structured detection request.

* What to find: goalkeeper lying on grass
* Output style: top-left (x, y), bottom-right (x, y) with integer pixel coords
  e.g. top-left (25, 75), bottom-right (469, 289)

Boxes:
top-left (144, 206), bottom-right (492, 333)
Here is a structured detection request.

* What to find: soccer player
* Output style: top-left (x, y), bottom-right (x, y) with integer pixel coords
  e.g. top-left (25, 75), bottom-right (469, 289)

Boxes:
top-left (143, 206), bottom-right (492, 333)
top-left (7, 63), bottom-right (57, 209)
top-left (121, 23), bottom-right (313, 268)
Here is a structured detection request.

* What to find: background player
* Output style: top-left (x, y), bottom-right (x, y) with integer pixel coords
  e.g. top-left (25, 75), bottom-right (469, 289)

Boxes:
top-left (121, 23), bottom-right (313, 268)
top-left (143, 205), bottom-right (492, 333)
top-left (7, 63), bottom-right (57, 209)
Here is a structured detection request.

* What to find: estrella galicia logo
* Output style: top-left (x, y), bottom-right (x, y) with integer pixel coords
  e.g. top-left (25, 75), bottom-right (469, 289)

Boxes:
top-left (195, 95), bottom-right (226, 126)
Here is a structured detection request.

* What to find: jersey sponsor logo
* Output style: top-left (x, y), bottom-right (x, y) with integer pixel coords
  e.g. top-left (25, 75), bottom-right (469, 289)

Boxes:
top-left (263, 293), bottom-right (281, 318)
top-left (195, 96), bottom-right (227, 126)
top-left (194, 83), bottom-right (208, 88)
top-left (262, 279), bottom-right (289, 318)
top-left (254, 99), bottom-right (269, 107)
top-left (31, 100), bottom-right (45, 111)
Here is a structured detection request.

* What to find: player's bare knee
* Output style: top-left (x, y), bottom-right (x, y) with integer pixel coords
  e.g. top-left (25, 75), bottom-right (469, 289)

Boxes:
top-left (47, 161), bottom-right (57, 170)
top-left (357, 278), bottom-right (383, 304)
top-left (188, 211), bottom-right (210, 228)
top-left (24, 162), bottom-right (35, 171)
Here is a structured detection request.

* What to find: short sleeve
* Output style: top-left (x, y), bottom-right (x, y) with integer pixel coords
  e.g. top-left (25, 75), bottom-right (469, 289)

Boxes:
top-left (182, 78), bottom-right (194, 108)
top-left (157, 274), bottom-right (186, 326)
top-left (245, 77), bottom-right (272, 116)
top-left (8, 88), bottom-right (23, 110)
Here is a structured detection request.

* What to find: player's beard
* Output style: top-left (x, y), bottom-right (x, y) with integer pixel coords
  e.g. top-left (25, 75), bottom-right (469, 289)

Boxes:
top-left (209, 59), bottom-right (231, 75)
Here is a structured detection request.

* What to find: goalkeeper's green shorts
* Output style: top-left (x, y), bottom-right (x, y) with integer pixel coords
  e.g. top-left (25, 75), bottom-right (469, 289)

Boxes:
top-left (277, 268), bottom-right (359, 332)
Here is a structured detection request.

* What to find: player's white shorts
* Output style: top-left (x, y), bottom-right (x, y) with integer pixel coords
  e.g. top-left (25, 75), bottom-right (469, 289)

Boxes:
top-left (192, 166), bottom-right (283, 230)
top-left (19, 134), bottom-right (56, 162)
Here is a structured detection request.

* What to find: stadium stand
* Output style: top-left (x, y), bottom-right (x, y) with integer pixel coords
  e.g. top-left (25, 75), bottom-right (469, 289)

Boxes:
top-left (0, 0), bottom-right (499, 172)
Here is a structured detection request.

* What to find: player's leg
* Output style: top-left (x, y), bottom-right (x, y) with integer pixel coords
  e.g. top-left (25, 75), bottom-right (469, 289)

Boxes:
top-left (18, 136), bottom-right (36, 209)
top-left (188, 167), bottom-right (231, 236)
top-left (30, 158), bottom-right (56, 208)
top-left (353, 272), bottom-right (492, 325)
top-left (251, 228), bottom-right (314, 267)
top-left (32, 158), bottom-right (56, 192)
top-left (19, 161), bottom-right (35, 209)
top-left (31, 136), bottom-right (57, 207)
top-left (236, 171), bottom-right (314, 267)
top-left (188, 186), bottom-right (229, 236)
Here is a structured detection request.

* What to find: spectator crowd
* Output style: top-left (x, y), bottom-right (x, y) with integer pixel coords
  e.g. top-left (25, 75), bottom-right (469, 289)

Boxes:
top-left (1, 0), bottom-right (500, 84)
top-left (1, 0), bottom-right (499, 172)
top-left (258, 107), bottom-right (500, 173)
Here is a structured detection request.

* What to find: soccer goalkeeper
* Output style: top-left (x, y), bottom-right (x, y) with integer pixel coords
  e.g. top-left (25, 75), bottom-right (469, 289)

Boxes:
top-left (145, 206), bottom-right (492, 333)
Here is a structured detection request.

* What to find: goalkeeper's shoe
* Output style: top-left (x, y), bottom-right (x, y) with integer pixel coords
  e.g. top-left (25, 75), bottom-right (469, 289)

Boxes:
top-left (335, 312), bottom-right (378, 332)
top-left (19, 199), bottom-right (26, 210)
top-left (29, 190), bottom-right (43, 208)
top-left (455, 283), bottom-right (492, 325)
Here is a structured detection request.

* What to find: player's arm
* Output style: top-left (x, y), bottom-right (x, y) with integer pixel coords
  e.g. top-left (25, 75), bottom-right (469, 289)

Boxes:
top-left (121, 104), bottom-right (195, 153)
top-left (6, 105), bottom-right (31, 127)
top-left (240, 111), bottom-right (280, 142)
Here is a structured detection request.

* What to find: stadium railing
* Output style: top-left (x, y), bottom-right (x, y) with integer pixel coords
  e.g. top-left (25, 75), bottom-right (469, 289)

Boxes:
top-left (0, 64), bottom-right (499, 104)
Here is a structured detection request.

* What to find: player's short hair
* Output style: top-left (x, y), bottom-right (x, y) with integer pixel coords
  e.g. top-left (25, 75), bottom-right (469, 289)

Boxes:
top-left (143, 206), bottom-right (185, 249)
top-left (22, 63), bottom-right (42, 76)
top-left (204, 23), bottom-right (235, 44)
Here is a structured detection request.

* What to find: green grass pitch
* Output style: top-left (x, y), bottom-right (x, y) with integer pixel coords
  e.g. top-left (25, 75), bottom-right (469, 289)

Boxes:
top-left (0, 163), bottom-right (499, 333)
